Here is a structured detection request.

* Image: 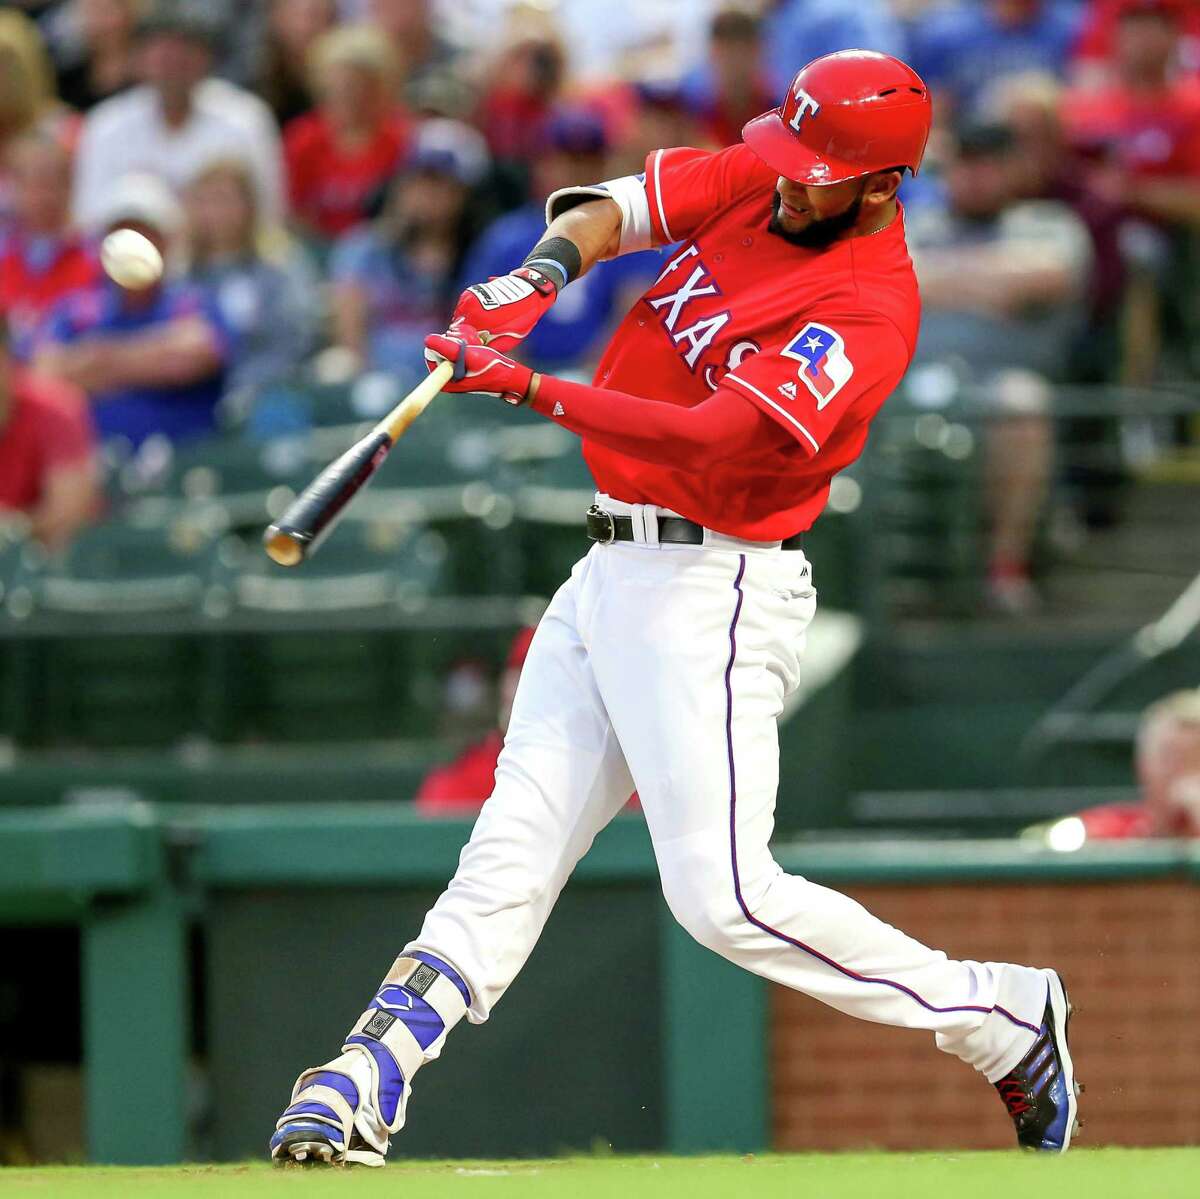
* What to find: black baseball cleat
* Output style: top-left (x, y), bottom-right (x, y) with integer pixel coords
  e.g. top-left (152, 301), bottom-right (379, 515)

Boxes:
top-left (993, 969), bottom-right (1080, 1152)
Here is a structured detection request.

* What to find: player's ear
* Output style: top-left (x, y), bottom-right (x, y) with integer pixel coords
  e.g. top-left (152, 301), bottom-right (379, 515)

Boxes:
top-left (863, 169), bottom-right (904, 208)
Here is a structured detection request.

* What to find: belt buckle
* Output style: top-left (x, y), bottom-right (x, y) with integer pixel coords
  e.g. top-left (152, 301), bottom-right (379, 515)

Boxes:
top-left (587, 503), bottom-right (616, 544)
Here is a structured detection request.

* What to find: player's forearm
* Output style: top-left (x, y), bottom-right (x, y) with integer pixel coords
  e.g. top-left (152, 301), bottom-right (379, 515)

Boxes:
top-left (529, 374), bottom-right (778, 469)
top-left (101, 319), bottom-right (223, 388)
top-left (1128, 177), bottom-right (1200, 227)
top-left (540, 198), bottom-right (623, 277)
top-left (331, 284), bottom-right (370, 365)
top-left (916, 253), bottom-right (1077, 314)
top-left (30, 463), bottom-right (98, 551)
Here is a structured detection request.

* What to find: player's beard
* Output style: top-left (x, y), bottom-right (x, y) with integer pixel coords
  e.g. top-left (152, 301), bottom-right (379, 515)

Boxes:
top-left (768, 188), bottom-right (865, 249)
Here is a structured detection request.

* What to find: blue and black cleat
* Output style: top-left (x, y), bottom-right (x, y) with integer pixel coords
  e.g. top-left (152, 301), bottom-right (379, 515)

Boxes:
top-left (993, 969), bottom-right (1081, 1152)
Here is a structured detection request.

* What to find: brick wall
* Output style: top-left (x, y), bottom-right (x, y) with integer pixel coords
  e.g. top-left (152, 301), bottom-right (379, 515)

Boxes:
top-left (771, 880), bottom-right (1200, 1149)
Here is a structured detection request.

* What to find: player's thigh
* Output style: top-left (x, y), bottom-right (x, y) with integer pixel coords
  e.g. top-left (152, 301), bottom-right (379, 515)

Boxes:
top-left (589, 546), bottom-right (813, 844)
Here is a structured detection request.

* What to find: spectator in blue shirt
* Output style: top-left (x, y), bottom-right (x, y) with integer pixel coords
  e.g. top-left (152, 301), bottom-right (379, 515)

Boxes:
top-left (458, 107), bottom-right (659, 376)
top-left (329, 119), bottom-right (490, 378)
top-left (909, 0), bottom-right (1083, 119)
top-left (32, 173), bottom-right (231, 451)
top-left (762, 0), bottom-right (908, 93)
top-left (184, 157), bottom-right (320, 396)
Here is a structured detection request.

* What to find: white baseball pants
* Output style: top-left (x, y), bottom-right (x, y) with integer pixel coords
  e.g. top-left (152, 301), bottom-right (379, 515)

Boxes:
top-left (407, 511), bottom-right (1046, 1082)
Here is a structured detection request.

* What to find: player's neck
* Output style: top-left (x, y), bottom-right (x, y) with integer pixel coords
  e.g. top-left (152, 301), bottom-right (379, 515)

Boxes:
top-left (851, 198), bottom-right (900, 240)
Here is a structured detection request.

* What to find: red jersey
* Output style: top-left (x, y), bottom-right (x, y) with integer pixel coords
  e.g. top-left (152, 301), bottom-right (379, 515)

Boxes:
top-left (1073, 1), bottom-right (1200, 80)
top-left (415, 732), bottom-right (641, 814)
top-left (0, 231), bottom-right (100, 360)
top-left (284, 110), bottom-right (412, 238)
top-left (589, 144), bottom-right (920, 540)
top-left (0, 369), bottom-right (94, 511)
top-left (1062, 81), bottom-right (1200, 179)
top-left (416, 731), bottom-right (504, 813)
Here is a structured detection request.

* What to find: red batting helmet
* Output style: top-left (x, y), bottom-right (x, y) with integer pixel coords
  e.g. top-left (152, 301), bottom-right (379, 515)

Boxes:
top-left (742, 50), bottom-right (932, 186)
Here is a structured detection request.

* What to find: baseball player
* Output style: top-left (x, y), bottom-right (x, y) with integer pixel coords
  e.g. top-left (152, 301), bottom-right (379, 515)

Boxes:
top-left (272, 51), bottom-right (1079, 1166)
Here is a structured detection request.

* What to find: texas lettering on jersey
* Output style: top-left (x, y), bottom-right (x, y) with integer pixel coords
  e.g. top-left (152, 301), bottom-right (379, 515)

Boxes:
top-left (643, 243), bottom-right (761, 390)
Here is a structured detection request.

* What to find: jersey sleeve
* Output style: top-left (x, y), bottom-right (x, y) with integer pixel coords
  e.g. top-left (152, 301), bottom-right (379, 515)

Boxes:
top-left (723, 313), bottom-right (911, 456)
top-left (643, 144), bottom-right (764, 245)
top-left (544, 144), bottom-right (765, 256)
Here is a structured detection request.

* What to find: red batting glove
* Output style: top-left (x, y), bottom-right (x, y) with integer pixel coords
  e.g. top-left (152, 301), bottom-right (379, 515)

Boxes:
top-left (450, 266), bottom-right (558, 352)
top-left (424, 323), bottom-right (535, 406)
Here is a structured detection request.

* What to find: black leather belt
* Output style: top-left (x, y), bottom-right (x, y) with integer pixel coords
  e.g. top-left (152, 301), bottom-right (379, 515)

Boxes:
top-left (586, 504), bottom-right (804, 550)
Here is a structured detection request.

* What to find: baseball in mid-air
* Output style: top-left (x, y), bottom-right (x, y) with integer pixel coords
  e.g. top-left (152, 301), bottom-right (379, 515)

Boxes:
top-left (100, 227), bottom-right (164, 290)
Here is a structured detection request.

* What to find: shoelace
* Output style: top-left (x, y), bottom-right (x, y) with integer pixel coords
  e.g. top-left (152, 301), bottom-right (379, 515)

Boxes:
top-left (995, 1077), bottom-right (1035, 1120)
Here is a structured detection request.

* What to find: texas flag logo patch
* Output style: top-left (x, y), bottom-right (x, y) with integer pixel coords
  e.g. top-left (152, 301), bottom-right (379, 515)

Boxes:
top-left (781, 322), bottom-right (854, 409)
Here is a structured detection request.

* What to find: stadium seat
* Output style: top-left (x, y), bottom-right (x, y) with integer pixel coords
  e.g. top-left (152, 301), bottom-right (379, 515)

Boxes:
top-left (125, 434), bottom-right (315, 532)
top-left (217, 519), bottom-right (454, 742)
top-left (28, 519), bottom-right (221, 616)
top-left (16, 520), bottom-right (225, 748)
top-left (0, 529), bottom-right (46, 744)
top-left (222, 517), bottom-right (449, 614)
top-left (511, 447), bottom-right (595, 596)
top-left (0, 522), bottom-right (37, 620)
top-left (858, 381), bottom-right (985, 621)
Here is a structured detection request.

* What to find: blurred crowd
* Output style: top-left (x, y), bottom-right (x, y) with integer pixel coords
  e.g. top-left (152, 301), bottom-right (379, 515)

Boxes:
top-left (1, 0), bottom-right (1199, 593)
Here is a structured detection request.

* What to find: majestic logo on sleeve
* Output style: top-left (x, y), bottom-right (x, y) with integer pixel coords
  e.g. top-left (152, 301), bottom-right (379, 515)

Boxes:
top-left (781, 322), bottom-right (853, 409)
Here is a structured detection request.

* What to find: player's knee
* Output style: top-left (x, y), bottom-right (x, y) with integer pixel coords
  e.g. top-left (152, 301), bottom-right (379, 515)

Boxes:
top-left (658, 854), bottom-right (746, 957)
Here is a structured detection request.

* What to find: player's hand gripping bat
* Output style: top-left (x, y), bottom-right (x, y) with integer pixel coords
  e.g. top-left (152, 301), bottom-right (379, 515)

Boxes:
top-left (262, 359), bottom-right (455, 567)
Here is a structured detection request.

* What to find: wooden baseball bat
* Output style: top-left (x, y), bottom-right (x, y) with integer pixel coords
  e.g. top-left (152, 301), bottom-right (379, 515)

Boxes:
top-left (263, 359), bottom-right (455, 567)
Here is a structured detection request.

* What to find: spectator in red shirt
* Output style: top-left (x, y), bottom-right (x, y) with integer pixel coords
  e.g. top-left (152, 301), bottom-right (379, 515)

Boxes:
top-left (417, 626), bottom-right (640, 814)
top-left (683, 6), bottom-right (777, 150)
top-left (284, 23), bottom-right (412, 242)
top-left (1072, 0), bottom-right (1200, 86)
top-left (0, 131), bottom-right (101, 362)
top-left (612, 81), bottom-right (707, 177)
top-left (0, 315), bottom-right (98, 550)
top-left (475, 11), bottom-right (566, 167)
top-left (417, 627), bottom-right (536, 812)
top-left (1062, 0), bottom-right (1200, 229)
top-left (1031, 689), bottom-right (1200, 844)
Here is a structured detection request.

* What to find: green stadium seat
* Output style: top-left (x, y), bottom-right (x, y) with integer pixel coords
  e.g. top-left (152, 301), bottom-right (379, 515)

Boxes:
top-left (215, 519), bottom-right (454, 742)
top-left (0, 522), bottom-right (36, 620)
top-left (14, 520), bottom-right (225, 748)
top-left (126, 435), bottom-right (314, 531)
top-left (0, 528), bottom-right (45, 743)
top-left (507, 447), bottom-right (595, 595)
top-left (28, 519), bottom-right (221, 616)
top-left (221, 518), bottom-right (449, 614)
top-left (857, 379), bottom-right (985, 620)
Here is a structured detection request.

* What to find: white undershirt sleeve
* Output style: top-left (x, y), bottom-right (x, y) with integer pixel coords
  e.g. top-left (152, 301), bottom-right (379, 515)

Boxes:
top-left (545, 174), bottom-right (655, 257)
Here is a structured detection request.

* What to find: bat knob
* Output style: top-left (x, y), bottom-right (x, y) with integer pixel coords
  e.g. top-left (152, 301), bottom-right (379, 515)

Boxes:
top-left (263, 525), bottom-right (307, 567)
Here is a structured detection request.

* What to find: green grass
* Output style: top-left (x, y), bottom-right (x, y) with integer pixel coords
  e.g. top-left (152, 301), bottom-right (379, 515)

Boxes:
top-left (1, 1151), bottom-right (1197, 1199)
